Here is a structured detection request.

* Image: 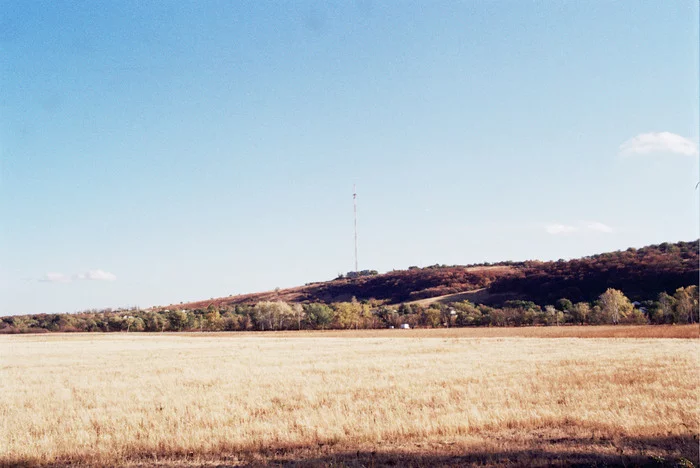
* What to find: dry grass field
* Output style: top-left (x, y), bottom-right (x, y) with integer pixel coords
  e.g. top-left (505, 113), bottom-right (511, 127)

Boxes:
top-left (220, 324), bottom-right (699, 339)
top-left (1, 326), bottom-right (698, 467)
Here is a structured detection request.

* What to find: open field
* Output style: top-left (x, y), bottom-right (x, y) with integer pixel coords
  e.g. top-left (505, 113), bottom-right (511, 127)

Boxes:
top-left (1, 329), bottom-right (698, 467)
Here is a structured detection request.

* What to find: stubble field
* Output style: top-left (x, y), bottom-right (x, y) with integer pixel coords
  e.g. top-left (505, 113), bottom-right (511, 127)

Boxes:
top-left (1, 326), bottom-right (697, 467)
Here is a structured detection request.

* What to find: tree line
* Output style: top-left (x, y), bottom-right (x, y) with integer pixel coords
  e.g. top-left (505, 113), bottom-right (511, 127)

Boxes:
top-left (2, 286), bottom-right (696, 334)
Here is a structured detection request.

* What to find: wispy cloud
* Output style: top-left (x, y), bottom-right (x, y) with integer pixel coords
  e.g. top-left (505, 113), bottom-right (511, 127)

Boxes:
top-left (75, 269), bottom-right (117, 281)
top-left (585, 221), bottom-right (614, 233)
top-left (37, 269), bottom-right (117, 283)
top-left (619, 132), bottom-right (698, 156)
top-left (38, 272), bottom-right (72, 283)
top-left (545, 221), bottom-right (614, 235)
top-left (545, 224), bottom-right (577, 235)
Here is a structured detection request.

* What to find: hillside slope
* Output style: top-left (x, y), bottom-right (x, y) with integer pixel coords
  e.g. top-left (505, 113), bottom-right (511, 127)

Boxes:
top-left (165, 240), bottom-right (698, 310)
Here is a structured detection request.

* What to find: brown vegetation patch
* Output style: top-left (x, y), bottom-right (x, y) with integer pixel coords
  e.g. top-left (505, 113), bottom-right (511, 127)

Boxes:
top-left (160, 265), bottom-right (522, 311)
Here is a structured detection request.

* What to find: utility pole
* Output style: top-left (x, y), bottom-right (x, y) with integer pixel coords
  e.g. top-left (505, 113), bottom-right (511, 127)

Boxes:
top-left (353, 184), bottom-right (358, 273)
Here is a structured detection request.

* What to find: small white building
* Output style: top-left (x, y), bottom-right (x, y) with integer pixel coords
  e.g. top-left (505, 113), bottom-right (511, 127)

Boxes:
top-left (400, 323), bottom-right (410, 329)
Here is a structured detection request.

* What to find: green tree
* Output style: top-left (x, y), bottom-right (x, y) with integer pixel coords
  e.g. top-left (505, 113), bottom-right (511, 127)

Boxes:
top-left (187, 310), bottom-right (201, 331)
top-left (168, 309), bottom-right (188, 331)
top-left (428, 303), bottom-right (453, 327)
top-left (126, 317), bottom-right (145, 332)
top-left (334, 299), bottom-right (366, 329)
top-left (658, 292), bottom-right (677, 323)
top-left (124, 316), bottom-right (136, 332)
top-left (556, 298), bottom-right (573, 312)
top-left (305, 303), bottom-right (334, 329)
top-left (205, 305), bottom-right (222, 330)
top-left (451, 301), bottom-right (483, 326)
top-left (570, 302), bottom-right (591, 324)
top-left (144, 312), bottom-right (167, 332)
top-left (420, 306), bottom-right (442, 327)
top-left (222, 315), bottom-right (241, 331)
top-left (501, 300), bottom-right (540, 326)
top-left (544, 305), bottom-right (564, 326)
top-left (488, 308), bottom-right (507, 327)
top-left (644, 301), bottom-right (664, 324)
top-left (82, 318), bottom-right (99, 332)
top-left (624, 309), bottom-right (648, 325)
top-left (376, 306), bottom-right (400, 328)
top-left (107, 315), bottom-right (124, 332)
top-left (477, 305), bottom-right (497, 326)
top-left (11, 315), bottom-right (33, 332)
top-left (588, 305), bottom-right (606, 324)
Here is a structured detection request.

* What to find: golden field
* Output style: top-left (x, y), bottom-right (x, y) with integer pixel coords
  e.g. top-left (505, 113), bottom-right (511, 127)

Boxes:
top-left (0, 326), bottom-right (698, 467)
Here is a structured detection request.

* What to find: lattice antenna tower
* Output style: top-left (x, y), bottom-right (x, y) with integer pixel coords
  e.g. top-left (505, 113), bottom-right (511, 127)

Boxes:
top-left (353, 184), bottom-right (358, 273)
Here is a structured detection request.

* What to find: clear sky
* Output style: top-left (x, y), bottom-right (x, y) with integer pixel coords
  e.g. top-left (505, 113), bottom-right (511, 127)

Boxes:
top-left (1, 1), bottom-right (698, 315)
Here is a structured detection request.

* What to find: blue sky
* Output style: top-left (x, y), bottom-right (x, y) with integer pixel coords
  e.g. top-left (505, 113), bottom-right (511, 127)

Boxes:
top-left (1, 1), bottom-right (698, 315)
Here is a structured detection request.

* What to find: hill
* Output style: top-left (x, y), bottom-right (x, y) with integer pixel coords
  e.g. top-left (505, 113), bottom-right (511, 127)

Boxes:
top-left (3, 240), bottom-right (697, 333)
top-left (164, 240), bottom-right (698, 310)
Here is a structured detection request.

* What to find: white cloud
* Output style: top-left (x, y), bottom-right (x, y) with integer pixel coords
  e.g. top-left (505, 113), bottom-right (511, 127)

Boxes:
top-left (37, 269), bottom-right (117, 283)
top-left (546, 224), bottom-right (578, 235)
top-left (75, 269), bottom-right (117, 281)
top-left (39, 272), bottom-right (71, 283)
top-left (545, 221), bottom-right (614, 235)
top-left (585, 221), bottom-right (614, 233)
top-left (619, 132), bottom-right (698, 156)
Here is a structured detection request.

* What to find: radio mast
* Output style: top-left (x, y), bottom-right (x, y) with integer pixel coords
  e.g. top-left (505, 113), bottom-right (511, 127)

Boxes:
top-left (353, 184), bottom-right (358, 273)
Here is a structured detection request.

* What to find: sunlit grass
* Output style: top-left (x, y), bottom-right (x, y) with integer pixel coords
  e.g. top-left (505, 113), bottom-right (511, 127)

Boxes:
top-left (0, 329), bottom-right (697, 466)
